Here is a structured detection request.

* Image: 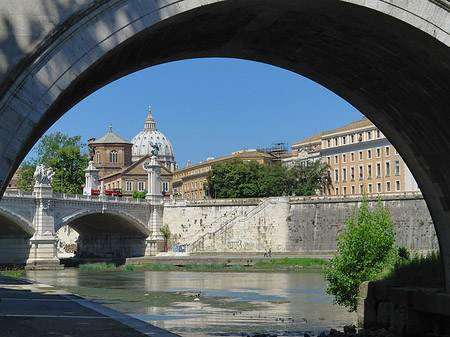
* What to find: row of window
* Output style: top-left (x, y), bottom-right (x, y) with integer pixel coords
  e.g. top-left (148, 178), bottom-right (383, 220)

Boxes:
top-left (184, 190), bottom-right (204, 200)
top-left (175, 166), bottom-right (210, 179)
top-left (96, 151), bottom-right (119, 164)
top-left (333, 160), bottom-right (401, 182)
top-left (324, 129), bottom-right (383, 148)
top-left (327, 146), bottom-right (397, 165)
top-left (183, 179), bottom-right (207, 191)
top-left (331, 180), bottom-right (401, 196)
top-left (124, 180), bottom-right (169, 192)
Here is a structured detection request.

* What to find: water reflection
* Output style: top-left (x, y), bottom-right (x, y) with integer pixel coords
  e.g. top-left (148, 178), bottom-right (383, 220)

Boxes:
top-left (24, 269), bottom-right (356, 336)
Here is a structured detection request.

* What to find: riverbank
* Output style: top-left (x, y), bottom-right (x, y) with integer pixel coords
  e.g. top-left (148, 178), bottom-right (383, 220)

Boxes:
top-left (0, 275), bottom-right (179, 336)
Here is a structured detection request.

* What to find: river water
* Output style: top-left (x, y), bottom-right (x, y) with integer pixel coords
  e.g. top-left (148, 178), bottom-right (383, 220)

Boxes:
top-left (24, 269), bottom-right (357, 337)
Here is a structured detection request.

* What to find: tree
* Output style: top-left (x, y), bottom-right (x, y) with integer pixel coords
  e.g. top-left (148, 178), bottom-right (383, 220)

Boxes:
top-left (50, 145), bottom-right (88, 194)
top-left (260, 163), bottom-right (290, 196)
top-left (207, 159), bottom-right (264, 198)
top-left (16, 132), bottom-right (87, 193)
top-left (16, 160), bottom-right (36, 191)
top-left (323, 196), bottom-right (396, 312)
top-left (289, 160), bottom-right (332, 196)
top-left (161, 224), bottom-right (171, 250)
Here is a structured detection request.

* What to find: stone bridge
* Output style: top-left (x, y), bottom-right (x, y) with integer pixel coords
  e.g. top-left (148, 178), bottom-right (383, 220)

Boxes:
top-left (0, 0), bottom-right (450, 288)
top-left (0, 184), bottom-right (163, 269)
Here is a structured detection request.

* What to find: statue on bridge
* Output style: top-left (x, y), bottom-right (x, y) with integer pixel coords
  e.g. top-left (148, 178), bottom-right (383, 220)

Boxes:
top-left (149, 141), bottom-right (162, 157)
top-left (88, 146), bottom-right (96, 161)
top-left (34, 165), bottom-right (55, 186)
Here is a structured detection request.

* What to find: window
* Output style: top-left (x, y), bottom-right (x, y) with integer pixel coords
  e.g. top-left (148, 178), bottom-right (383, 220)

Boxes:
top-left (138, 180), bottom-right (145, 192)
top-left (359, 184), bottom-right (363, 194)
top-left (376, 130), bottom-right (381, 138)
top-left (359, 165), bottom-right (364, 180)
top-left (394, 159), bottom-right (400, 175)
top-left (385, 146), bottom-right (390, 157)
top-left (350, 167), bottom-right (355, 181)
top-left (351, 134), bottom-right (355, 143)
top-left (367, 131), bottom-right (371, 140)
top-left (125, 180), bottom-right (133, 192)
top-left (342, 136), bottom-right (346, 145)
top-left (351, 152), bottom-right (355, 162)
top-left (367, 149), bottom-right (372, 159)
top-left (327, 156), bottom-right (331, 165)
top-left (358, 133), bottom-right (363, 142)
top-left (334, 155), bottom-right (339, 164)
top-left (342, 154), bottom-right (347, 163)
top-left (386, 162), bottom-right (391, 177)
top-left (368, 164), bottom-right (372, 179)
top-left (376, 148), bottom-right (381, 158)
top-left (351, 185), bottom-right (355, 194)
top-left (376, 163), bottom-right (381, 178)
top-left (359, 151), bottom-right (363, 161)
top-left (396, 180), bottom-right (400, 191)
top-left (96, 152), bottom-right (101, 164)
top-left (368, 183), bottom-right (373, 193)
top-left (334, 169), bottom-right (339, 182)
top-left (342, 168), bottom-right (347, 182)
top-left (162, 181), bottom-right (169, 192)
top-left (343, 186), bottom-right (347, 195)
top-left (199, 190), bottom-right (202, 199)
top-left (110, 150), bottom-right (118, 163)
top-left (386, 181), bottom-right (391, 192)
top-left (335, 187), bottom-right (339, 195)
top-left (334, 138), bottom-right (338, 146)
top-left (377, 182), bottom-right (381, 193)
top-left (327, 139), bottom-right (331, 147)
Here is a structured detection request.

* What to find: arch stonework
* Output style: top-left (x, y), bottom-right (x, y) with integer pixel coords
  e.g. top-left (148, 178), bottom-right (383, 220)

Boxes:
top-left (0, 1), bottom-right (450, 285)
top-left (55, 208), bottom-right (150, 235)
top-left (0, 207), bottom-right (35, 236)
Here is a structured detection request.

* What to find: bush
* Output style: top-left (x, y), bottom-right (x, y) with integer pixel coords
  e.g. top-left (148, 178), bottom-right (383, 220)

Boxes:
top-left (323, 196), bottom-right (396, 312)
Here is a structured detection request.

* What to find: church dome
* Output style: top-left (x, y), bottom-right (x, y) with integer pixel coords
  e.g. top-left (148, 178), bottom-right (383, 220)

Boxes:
top-left (131, 108), bottom-right (177, 171)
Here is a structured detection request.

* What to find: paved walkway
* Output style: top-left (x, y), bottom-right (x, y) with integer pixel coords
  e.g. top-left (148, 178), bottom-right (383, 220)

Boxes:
top-left (0, 276), bottom-right (179, 337)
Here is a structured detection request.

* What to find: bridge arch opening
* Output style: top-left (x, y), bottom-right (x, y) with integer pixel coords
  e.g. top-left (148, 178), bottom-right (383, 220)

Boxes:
top-left (0, 210), bottom-right (34, 265)
top-left (1, 1), bottom-right (450, 286)
top-left (61, 211), bottom-right (149, 259)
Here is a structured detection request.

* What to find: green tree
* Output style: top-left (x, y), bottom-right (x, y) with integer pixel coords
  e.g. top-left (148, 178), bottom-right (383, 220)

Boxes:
top-left (16, 132), bottom-right (87, 193)
top-left (50, 145), bottom-right (88, 194)
top-left (289, 160), bottom-right (332, 196)
top-left (207, 159), bottom-right (264, 198)
top-left (16, 160), bottom-right (36, 191)
top-left (260, 163), bottom-right (290, 196)
top-left (323, 196), bottom-right (396, 312)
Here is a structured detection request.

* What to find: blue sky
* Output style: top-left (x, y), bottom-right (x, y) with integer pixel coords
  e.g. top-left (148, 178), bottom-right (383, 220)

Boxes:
top-left (38, 57), bottom-right (362, 169)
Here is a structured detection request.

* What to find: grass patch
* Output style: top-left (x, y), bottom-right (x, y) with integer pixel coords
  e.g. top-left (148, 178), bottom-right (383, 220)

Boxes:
top-left (0, 269), bottom-right (23, 278)
top-left (253, 257), bottom-right (329, 271)
top-left (143, 263), bottom-right (175, 271)
top-left (79, 263), bottom-right (116, 271)
top-left (185, 263), bottom-right (227, 271)
top-left (122, 264), bottom-right (135, 271)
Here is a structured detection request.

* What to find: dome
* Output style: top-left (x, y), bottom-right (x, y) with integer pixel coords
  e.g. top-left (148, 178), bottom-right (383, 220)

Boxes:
top-left (131, 108), bottom-right (177, 171)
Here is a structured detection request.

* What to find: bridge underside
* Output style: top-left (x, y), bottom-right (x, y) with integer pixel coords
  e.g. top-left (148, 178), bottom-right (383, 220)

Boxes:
top-left (1, 0), bottom-right (450, 286)
top-left (68, 213), bottom-right (148, 259)
top-left (0, 214), bottom-right (32, 265)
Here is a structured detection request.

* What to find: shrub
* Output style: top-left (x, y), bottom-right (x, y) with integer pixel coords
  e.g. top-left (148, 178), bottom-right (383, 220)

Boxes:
top-left (323, 196), bottom-right (396, 312)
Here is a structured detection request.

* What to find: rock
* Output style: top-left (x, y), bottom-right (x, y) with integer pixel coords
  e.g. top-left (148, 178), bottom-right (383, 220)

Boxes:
top-left (344, 325), bottom-right (357, 334)
top-left (330, 328), bottom-right (340, 336)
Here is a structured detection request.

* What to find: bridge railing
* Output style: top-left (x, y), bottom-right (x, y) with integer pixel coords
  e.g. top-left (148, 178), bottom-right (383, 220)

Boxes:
top-left (52, 193), bottom-right (149, 204)
top-left (3, 190), bottom-right (34, 198)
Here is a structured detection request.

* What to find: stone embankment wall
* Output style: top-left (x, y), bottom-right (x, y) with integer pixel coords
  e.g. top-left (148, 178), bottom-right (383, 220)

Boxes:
top-left (358, 281), bottom-right (450, 336)
top-left (163, 195), bottom-right (438, 253)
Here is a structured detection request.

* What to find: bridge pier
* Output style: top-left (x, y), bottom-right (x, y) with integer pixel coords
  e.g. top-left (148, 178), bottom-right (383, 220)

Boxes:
top-left (144, 156), bottom-right (165, 256)
top-left (25, 175), bottom-right (62, 270)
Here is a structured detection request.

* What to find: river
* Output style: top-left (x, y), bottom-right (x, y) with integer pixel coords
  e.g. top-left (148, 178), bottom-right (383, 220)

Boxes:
top-left (24, 269), bottom-right (357, 337)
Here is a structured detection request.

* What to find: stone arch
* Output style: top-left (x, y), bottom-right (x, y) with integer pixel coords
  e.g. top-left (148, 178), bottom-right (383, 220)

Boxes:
top-left (56, 208), bottom-right (150, 236)
top-left (0, 0), bottom-right (449, 286)
top-left (0, 207), bottom-right (35, 236)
